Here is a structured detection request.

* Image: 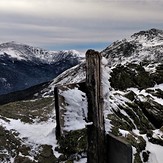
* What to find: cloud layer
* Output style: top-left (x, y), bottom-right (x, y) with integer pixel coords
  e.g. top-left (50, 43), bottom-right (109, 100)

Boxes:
top-left (0, 0), bottom-right (163, 51)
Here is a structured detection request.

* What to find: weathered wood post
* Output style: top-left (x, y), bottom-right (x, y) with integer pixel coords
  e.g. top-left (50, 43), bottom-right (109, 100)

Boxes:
top-left (86, 50), bottom-right (106, 163)
top-left (54, 87), bottom-right (61, 139)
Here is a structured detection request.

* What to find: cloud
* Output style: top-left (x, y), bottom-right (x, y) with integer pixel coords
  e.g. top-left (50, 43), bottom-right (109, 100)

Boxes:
top-left (0, 0), bottom-right (163, 51)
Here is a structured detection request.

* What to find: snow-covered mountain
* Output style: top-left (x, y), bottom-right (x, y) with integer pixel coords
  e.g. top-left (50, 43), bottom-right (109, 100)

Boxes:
top-left (0, 41), bottom-right (82, 64)
top-left (0, 29), bottom-right (163, 163)
top-left (39, 28), bottom-right (163, 162)
top-left (100, 29), bottom-right (163, 163)
top-left (101, 28), bottom-right (163, 66)
top-left (0, 41), bottom-right (82, 95)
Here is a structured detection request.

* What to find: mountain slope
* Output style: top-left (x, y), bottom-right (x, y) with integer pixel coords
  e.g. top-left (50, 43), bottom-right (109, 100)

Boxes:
top-left (43, 28), bottom-right (163, 162)
top-left (101, 28), bottom-right (163, 66)
top-left (0, 42), bottom-right (82, 95)
top-left (0, 29), bottom-right (163, 163)
top-left (101, 28), bottom-right (163, 163)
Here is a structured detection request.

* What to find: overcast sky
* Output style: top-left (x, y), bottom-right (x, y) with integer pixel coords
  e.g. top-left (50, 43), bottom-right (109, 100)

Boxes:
top-left (0, 0), bottom-right (163, 52)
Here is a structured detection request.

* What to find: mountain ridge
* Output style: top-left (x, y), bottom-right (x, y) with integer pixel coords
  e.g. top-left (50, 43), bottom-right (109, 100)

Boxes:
top-left (101, 28), bottom-right (163, 66)
top-left (0, 42), bottom-right (82, 95)
top-left (0, 41), bottom-right (82, 64)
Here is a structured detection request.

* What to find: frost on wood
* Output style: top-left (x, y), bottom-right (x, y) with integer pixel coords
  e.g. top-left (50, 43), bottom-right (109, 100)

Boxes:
top-left (60, 88), bottom-right (87, 131)
top-left (55, 83), bottom-right (87, 137)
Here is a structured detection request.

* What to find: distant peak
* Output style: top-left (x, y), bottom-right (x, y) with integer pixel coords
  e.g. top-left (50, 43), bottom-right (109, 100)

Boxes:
top-left (101, 28), bottom-right (163, 66)
top-left (0, 41), bottom-right (23, 46)
top-left (131, 28), bottom-right (163, 39)
top-left (6, 41), bottom-right (19, 44)
top-left (0, 41), bottom-right (82, 63)
top-left (9, 41), bottom-right (17, 44)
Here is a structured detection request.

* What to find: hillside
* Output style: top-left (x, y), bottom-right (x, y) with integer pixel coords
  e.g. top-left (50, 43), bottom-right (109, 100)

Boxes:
top-left (45, 28), bottom-right (163, 162)
top-left (0, 29), bottom-right (163, 163)
top-left (101, 28), bottom-right (163, 163)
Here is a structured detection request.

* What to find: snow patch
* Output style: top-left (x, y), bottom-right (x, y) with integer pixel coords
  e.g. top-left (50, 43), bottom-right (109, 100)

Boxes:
top-left (74, 158), bottom-right (87, 163)
top-left (0, 117), bottom-right (60, 157)
top-left (144, 136), bottom-right (163, 163)
top-left (0, 48), bottom-right (25, 60)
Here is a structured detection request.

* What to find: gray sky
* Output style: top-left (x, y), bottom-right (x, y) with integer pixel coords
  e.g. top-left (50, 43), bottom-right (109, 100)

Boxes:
top-left (0, 0), bottom-right (163, 52)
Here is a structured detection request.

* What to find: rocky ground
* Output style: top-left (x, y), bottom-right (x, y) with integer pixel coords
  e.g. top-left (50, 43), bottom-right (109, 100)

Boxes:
top-left (0, 97), bottom-right (59, 163)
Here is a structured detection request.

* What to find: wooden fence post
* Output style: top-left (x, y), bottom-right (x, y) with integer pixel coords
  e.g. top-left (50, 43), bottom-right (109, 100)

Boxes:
top-left (54, 87), bottom-right (61, 139)
top-left (86, 50), bottom-right (106, 163)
